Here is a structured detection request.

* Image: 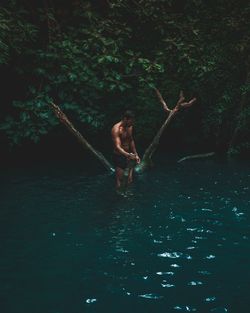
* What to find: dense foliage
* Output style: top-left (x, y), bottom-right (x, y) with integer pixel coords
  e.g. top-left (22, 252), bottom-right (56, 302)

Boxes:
top-left (0, 0), bottom-right (249, 155)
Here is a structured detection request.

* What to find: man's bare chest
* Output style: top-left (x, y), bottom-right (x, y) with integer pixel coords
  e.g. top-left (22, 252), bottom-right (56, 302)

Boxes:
top-left (119, 127), bottom-right (131, 141)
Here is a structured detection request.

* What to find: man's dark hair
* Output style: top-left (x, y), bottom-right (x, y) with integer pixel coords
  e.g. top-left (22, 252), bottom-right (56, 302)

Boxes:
top-left (123, 110), bottom-right (135, 119)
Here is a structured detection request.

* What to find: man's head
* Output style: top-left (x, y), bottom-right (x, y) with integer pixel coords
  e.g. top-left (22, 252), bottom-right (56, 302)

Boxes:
top-left (122, 110), bottom-right (135, 127)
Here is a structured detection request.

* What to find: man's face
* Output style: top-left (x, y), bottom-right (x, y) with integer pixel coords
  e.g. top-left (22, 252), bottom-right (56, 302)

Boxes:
top-left (123, 117), bottom-right (134, 127)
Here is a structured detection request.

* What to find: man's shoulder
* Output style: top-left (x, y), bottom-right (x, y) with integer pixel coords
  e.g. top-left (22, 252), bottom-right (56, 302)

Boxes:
top-left (111, 122), bottom-right (120, 133)
top-left (112, 122), bottom-right (121, 130)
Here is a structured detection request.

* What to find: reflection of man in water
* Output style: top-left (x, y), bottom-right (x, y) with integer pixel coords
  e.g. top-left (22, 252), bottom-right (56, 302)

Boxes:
top-left (111, 110), bottom-right (140, 189)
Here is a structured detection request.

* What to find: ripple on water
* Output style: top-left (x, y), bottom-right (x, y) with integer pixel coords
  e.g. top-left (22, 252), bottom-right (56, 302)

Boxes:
top-left (205, 255), bottom-right (216, 260)
top-left (171, 264), bottom-right (181, 268)
top-left (161, 283), bottom-right (175, 288)
top-left (186, 246), bottom-right (195, 250)
top-left (158, 251), bottom-right (193, 260)
top-left (138, 293), bottom-right (163, 299)
top-left (232, 207), bottom-right (245, 219)
top-left (158, 252), bottom-right (182, 258)
top-left (174, 305), bottom-right (197, 311)
top-left (116, 248), bottom-right (129, 253)
top-left (85, 298), bottom-right (97, 304)
top-left (205, 296), bottom-right (216, 302)
top-left (188, 281), bottom-right (203, 286)
top-left (198, 270), bottom-right (211, 276)
top-left (153, 239), bottom-right (163, 243)
top-left (156, 271), bottom-right (174, 276)
top-left (210, 307), bottom-right (228, 312)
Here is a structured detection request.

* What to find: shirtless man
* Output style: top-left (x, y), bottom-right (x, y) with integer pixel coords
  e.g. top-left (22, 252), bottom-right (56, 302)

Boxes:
top-left (111, 110), bottom-right (140, 189)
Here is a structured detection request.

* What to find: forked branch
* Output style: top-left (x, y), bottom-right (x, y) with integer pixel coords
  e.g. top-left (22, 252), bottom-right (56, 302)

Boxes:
top-left (135, 89), bottom-right (196, 172)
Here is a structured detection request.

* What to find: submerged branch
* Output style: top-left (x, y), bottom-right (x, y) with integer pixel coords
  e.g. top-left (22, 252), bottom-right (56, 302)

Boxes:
top-left (177, 152), bottom-right (215, 163)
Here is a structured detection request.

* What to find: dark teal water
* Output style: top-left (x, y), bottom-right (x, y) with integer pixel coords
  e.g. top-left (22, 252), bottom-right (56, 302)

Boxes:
top-left (1, 157), bottom-right (250, 313)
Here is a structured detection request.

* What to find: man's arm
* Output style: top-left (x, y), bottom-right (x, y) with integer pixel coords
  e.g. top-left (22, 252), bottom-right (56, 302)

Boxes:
top-left (130, 127), bottom-right (140, 163)
top-left (112, 127), bottom-right (136, 159)
top-left (130, 139), bottom-right (138, 156)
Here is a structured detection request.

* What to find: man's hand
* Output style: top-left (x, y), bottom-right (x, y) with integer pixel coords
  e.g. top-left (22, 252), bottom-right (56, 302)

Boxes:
top-left (127, 153), bottom-right (137, 160)
top-left (127, 153), bottom-right (140, 164)
top-left (135, 155), bottom-right (141, 164)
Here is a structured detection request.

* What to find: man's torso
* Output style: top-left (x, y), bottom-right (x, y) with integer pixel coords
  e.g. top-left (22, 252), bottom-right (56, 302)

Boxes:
top-left (112, 121), bottom-right (132, 154)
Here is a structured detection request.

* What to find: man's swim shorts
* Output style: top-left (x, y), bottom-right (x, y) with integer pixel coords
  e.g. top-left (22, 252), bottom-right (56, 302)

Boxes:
top-left (113, 153), bottom-right (128, 170)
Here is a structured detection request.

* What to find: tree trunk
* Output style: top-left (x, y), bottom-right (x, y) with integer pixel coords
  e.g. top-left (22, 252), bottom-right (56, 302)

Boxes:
top-left (50, 103), bottom-right (114, 173)
top-left (135, 89), bottom-right (196, 173)
top-left (135, 110), bottom-right (176, 173)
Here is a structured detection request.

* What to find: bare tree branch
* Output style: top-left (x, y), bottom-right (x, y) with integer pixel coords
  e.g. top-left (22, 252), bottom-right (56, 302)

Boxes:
top-left (50, 102), bottom-right (114, 173)
top-left (154, 88), bottom-right (171, 112)
top-left (136, 89), bottom-right (197, 172)
top-left (177, 152), bottom-right (215, 163)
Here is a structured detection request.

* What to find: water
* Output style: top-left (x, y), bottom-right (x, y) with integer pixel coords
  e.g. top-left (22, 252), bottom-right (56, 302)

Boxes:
top-left (0, 157), bottom-right (250, 313)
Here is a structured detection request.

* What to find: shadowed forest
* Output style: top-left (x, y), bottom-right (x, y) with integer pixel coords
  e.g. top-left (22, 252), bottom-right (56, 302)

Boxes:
top-left (1, 0), bottom-right (250, 162)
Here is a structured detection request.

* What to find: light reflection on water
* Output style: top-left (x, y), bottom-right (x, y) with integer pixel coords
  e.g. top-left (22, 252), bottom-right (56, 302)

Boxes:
top-left (0, 158), bottom-right (250, 313)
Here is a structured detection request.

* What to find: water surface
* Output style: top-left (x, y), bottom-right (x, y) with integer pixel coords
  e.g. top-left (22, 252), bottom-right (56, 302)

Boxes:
top-left (1, 157), bottom-right (250, 313)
